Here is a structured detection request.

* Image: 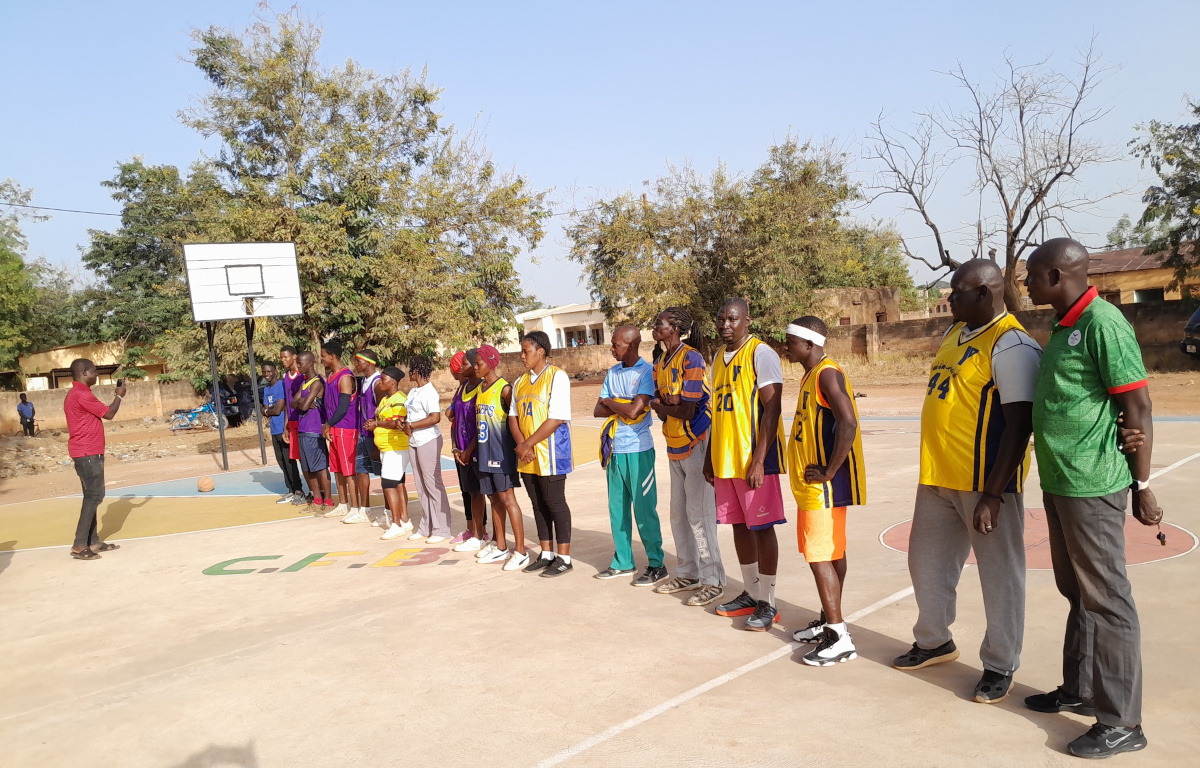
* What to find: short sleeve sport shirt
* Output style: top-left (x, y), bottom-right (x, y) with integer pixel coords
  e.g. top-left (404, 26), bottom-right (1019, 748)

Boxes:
top-left (1032, 287), bottom-right (1147, 497)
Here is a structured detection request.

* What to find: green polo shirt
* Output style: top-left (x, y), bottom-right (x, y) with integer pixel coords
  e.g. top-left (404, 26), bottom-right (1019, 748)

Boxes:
top-left (1032, 287), bottom-right (1148, 497)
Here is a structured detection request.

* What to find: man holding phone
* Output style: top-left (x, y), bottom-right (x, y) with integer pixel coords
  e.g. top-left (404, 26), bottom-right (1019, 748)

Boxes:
top-left (63, 359), bottom-right (126, 560)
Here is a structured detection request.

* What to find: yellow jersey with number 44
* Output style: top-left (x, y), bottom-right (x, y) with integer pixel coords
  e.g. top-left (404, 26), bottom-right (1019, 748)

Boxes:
top-left (710, 337), bottom-right (785, 479)
top-left (919, 313), bottom-right (1031, 493)
top-left (787, 357), bottom-right (866, 510)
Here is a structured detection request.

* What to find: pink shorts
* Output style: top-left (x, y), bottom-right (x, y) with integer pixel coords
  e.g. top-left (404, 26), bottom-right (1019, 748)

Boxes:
top-left (328, 427), bottom-right (358, 476)
top-left (715, 475), bottom-right (786, 530)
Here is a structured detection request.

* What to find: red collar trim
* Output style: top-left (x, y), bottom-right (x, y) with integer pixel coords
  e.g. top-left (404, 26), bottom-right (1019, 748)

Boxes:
top-left (1059, 286), bottom-right (1099, 327)
top-left (71, 380), bottom-right (90, 390)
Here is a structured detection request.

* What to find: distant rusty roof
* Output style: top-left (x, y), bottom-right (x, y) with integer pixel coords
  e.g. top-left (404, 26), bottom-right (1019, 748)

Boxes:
top-left (1015, 244), bottom-right (1189, 280)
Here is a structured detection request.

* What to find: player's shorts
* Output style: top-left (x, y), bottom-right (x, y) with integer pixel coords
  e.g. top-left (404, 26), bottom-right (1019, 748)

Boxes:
top-left (355, 432), bottom-right (382, 476)
top-left (715, 475), bottom-right (786, 530)
top-left (380, 450), bottom-right (409, 482)
top-left (477, 470), bottom-right (520, 495)
top-left (287, 421), bottom-right (300, 461)
top-left (456, 460), bottom-right (481, 494)
top-left (327, 427), bottom-right (357, 476)
top-left (298, 432), bottom-right (329, 473)
top-left (798, 507), bottom-right (847, 562)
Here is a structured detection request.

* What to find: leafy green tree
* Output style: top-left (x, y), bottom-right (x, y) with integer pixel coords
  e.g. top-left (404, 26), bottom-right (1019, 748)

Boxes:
top-left (0, 180), bottom-right (44, 369)
top-left (1131, 101), bottom-right (1200, 291)
top-left (1105, 213), bottom-right (1170, 250)
top-left (567, 138), bottom-right (914, 340)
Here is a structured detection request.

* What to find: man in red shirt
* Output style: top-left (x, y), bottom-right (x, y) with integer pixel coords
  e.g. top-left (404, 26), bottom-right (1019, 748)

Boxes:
top-left (64, 359), bottom-right (126, 560)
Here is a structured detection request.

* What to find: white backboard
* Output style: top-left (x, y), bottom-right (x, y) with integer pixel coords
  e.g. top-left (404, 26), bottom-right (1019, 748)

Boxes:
top-left (183, 242), bottom-right (304, 323)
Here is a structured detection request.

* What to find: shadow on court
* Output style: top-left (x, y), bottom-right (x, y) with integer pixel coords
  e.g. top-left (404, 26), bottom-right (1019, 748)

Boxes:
top-left (98, 495), bottom-right (149, 540)
top-left (0, 542), bottom-right (15, 575)
top-left (167, 741), bottom-right (258, 768)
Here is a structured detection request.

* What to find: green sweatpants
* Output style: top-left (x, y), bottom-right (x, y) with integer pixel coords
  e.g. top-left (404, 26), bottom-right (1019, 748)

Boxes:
top-left (606, 449), bottom-right (663, 570)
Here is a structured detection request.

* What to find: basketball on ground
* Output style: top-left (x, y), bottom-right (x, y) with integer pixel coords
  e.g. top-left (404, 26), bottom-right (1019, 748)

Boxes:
top-left (197, 476), bottom-right (215, 493)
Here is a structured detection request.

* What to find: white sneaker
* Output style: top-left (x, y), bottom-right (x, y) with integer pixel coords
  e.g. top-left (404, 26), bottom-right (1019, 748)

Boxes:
top-left (408, 532), bottom-right (427, 541)
top-left (342, 508), bottom-right (369, 524)
top-left (397, 519), bottom-right (414, 535)
top-left (475, 542), bottom-right (498, 560)
top-left (326, 503), bottom-right (349, 519)
top-left (425, 535), bottom-right (447, 544)
top-left (478, 547), bottom-right (512, 564)
top-left (801, 627), bottom-right (858, 666)
top-left (503, 551), bottom-right (530, 571)
top-left (381, 524), bottom-right (405, 540)
top-left (453, 537), bottom-right (483, 553)
top-left (371, 511), bottom-right (388, 528)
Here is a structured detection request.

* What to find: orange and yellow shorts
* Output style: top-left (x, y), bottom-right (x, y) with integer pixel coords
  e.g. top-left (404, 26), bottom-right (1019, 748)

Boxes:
top-left (797, 507), bottom-right (846, 563)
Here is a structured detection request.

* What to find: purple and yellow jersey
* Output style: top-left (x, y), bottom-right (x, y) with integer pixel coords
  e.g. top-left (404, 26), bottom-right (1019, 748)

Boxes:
top-left (358, 371), bottom-right (381, 434)
top-left (513, 365), bottom-right (573, 476)
top-left (787, 357), bottom-right (866, 510)
top-left (653, 343), bottom-right (711, 460)
top-left (475, 378), bottom-right (517, 474)
top-left (297, 375), bottom-right (325, 434)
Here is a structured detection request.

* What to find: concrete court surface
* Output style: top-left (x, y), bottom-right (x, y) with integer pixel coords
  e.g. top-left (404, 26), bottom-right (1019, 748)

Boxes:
top-left (1, 419), bottom-right (1197, 768)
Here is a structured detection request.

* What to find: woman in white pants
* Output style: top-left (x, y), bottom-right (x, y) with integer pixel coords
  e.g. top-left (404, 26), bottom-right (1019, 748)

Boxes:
top-left (402, 356), bottom-right (453, 543)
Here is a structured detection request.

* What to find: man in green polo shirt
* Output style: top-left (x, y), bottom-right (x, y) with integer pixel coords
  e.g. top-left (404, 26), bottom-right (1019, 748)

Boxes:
top-left (1023, 238), bottom-right (1165, 760)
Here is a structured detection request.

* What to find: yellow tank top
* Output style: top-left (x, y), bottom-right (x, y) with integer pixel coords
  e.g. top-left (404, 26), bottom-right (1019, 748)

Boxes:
top-left (513, 365), bottom-right (573, 476)
top-left (787, 357), bottom-right (866, 510)
top-left (710, 337), bottom-right (786, 479)
top-left (373, 391), bottom-right (409, 452)
top-left (919, 313), bottom-right (1031, 492)
top-left (653, 343), bottom-right (711, 459)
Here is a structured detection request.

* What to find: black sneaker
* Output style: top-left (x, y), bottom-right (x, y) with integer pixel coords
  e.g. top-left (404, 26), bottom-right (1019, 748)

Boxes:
top-left (523, 555), bottom-right (554, 573)
top-left (1025, 687), bottom-right (1096, 717)
top-left (1067, 723), bottom-right (1147, 759)
top-left (540, 557), bottom-right (573, 578)
top-left (973, 670), bottom-right (1013, 704)
top-left (744, 601), bottom-right (780, 631)
top-left (715, 591), bottom-right (758, 617)
top-left (633, 565), bottom-right (668, 587)
top-left (594, 566), bottom-right (636, 580)
top-left (893, 640), bottom-right (959, 670)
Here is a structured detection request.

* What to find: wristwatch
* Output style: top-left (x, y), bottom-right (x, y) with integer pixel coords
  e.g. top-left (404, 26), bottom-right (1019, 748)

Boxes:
top-left (1132, 479), bottom-right (1150, 492)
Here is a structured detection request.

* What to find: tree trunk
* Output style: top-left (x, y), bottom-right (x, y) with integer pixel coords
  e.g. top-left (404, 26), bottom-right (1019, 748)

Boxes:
top-left (1002, 261), bottom-right (1024, 312)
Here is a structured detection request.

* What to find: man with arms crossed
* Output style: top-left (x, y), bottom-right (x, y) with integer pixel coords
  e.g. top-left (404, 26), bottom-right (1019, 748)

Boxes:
top-left (1023, 238), bottom-right (1163, 759)
top-left (319, 340), bottom-right (360, 518)
top-left (63, 359), bottom-right (126, 560)
top-left (261, 362), bottom-right (305, 504)
top-left (342, 349), bottom-right (383, 525)
top-left (705, 298), bottom-right (787, 631)
top-left (893, 260), bottom-right (1040, 705)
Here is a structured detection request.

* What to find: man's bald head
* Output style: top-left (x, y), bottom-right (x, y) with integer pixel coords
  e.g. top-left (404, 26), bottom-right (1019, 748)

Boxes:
top-left (1024, 238), bottom-right (1092, 312)
top-left (614, 325), bottom-right (641, 345)
top-left (1029, 238), bottom-right (1089, 277)
top-left (949, 259), bottom-right (1007, 326)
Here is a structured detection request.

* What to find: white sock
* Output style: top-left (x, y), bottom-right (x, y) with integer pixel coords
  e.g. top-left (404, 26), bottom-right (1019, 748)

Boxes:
top-left (826, 621), bottom-right (847, 638)
top-left (540, 550), bottom-right (555, 560)
top-left (740, 563), bottom-right (760, 601)
top-left (762, 573), bottom-right (777, 606)
top-left (560, 554), bottom-right (572, 564)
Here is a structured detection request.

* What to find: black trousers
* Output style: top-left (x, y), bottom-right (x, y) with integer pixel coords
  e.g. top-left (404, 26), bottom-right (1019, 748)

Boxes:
top-left (522, 473), bottom-right (572, 544)
top-left (271, 432), bottom-right (304, 495)
top-left (1044, 490), bottom-right (1143, 727)
top-left (73, 454), bottom-right (105, 550)
top-left (21, 418), bottom-right (35, 437)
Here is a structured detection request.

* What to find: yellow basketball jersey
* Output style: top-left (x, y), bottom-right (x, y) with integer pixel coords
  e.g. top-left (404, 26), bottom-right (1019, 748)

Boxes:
top-left (373, 391), bottom-right (409, 452)
top-left (513, 365), bottom-right (573, 476)
top-left (710, 337), bottom-right (786, 479)
top-left (787, 357), bottom-right (866, 510)
top-left (919, 313), bottom-right (1031, 493)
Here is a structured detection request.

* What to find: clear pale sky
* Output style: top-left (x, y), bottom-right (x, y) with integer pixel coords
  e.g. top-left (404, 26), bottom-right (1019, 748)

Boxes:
top-left (3, 0), bottom-right (1198, 304)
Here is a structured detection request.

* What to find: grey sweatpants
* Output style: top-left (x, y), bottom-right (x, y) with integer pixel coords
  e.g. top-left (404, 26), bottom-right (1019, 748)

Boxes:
top-left (411, 435), bottom-right (452, 537)
top-left (908, 484), bottom-right (1026, 674)
top-left (667, 435), bottom-right (726, 586)
top-left (1045, 490), bottom-right (1142, 728)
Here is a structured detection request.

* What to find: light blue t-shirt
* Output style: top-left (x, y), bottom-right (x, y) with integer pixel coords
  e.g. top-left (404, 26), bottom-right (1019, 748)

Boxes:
top-left (600, 357), bottom-right (656, 454)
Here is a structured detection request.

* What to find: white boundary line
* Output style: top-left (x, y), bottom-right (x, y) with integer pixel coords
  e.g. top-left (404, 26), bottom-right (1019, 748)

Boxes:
top-left (1149, 450), bottom-right (1200, 480)
top-left (530, 586), bottom-right (915, 768)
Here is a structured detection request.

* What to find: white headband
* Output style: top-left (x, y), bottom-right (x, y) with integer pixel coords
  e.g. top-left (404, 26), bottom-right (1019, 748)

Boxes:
top-left (786, 324), bottom-right (826, 346)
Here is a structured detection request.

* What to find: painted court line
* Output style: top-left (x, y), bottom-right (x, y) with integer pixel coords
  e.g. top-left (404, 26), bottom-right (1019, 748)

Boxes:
top-left (530, 586), bottom-right (915, 768)
top-left (1149, 450), bottom-right (1200, 480)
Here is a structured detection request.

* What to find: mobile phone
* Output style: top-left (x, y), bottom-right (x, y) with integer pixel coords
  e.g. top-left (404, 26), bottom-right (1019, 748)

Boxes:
top-left (116, 379), bottom-right (125, 387)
